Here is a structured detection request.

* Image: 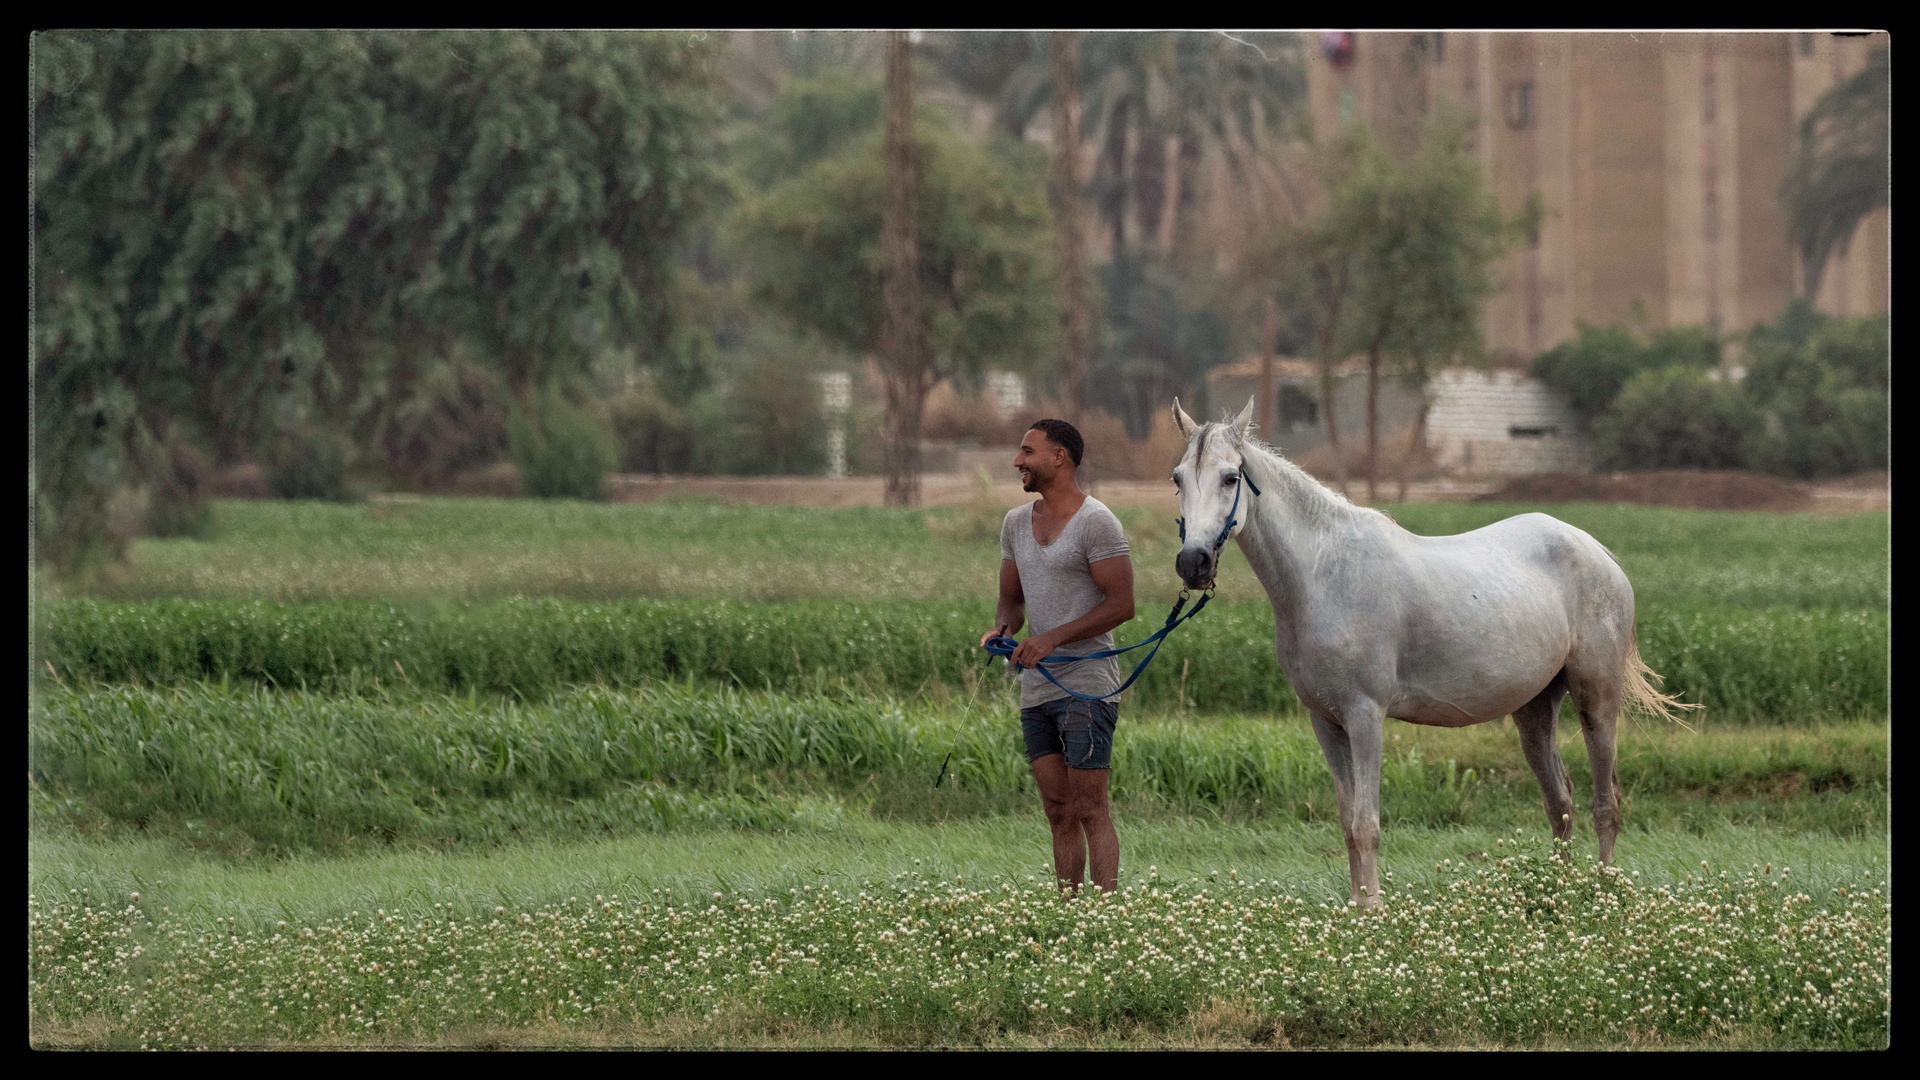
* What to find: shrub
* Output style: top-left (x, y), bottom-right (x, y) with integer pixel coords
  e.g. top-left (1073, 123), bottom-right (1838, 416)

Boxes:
top-left (1595, 365), bottom-right (1757, 470)
top-left (1743, 306), bottom-right (1888, 478)
top-left (143, 441), bottom-right (213, 538)
top-left (379, 355), bottom-right (512, 486)
top-left (704, 357), bottom-right (828, 476)
top-left (1531, 323), bottom-right (1720, 423)
top-left (265, 428), bottom-right (353, 501)
top-left (607, 381), bottom-right (695, 474)
top-left (509, 388), bottom-right (618, 500)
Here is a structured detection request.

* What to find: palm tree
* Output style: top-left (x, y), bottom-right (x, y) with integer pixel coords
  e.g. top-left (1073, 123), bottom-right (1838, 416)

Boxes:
top-left (921, 32), bottom-right (1308, 429)
top-left (881, 31), bottom-right (927, 507)
top-left (1783, 46), bottom-right (1888, 299)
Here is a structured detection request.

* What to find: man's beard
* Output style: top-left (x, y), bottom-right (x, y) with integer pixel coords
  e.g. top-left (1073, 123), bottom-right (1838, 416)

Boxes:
top-left (1020, 468), bottom-right (1041, 492)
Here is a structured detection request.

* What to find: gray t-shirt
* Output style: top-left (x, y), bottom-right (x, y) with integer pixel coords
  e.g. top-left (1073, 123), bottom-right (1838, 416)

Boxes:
top-left (999, 496), bottom-right (1132, 707)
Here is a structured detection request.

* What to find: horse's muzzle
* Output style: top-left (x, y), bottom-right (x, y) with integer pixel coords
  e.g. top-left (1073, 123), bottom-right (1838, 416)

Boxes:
top-left (1175, 546), bottom-right (1214, 590)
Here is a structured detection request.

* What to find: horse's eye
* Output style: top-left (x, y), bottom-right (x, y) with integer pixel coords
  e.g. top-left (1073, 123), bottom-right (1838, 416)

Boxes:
top-left (1224, 475), bottom-right (1238, 486)
top-left (1171, 475), bottom-right (1181, 488)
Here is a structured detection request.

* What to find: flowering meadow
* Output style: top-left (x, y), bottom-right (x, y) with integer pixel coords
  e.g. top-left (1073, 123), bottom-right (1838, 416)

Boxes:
top-left (31, 497), bottom-right (1889, 1048)
top-left (31, 845), bottom-right (1887, 1049)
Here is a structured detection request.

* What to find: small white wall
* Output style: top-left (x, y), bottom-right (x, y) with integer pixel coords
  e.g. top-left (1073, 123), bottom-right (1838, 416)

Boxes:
top-left (1426, 369), bottom-right (1592, 475)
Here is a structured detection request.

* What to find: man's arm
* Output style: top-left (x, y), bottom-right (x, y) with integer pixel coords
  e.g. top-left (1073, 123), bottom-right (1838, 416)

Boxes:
top-left (1007, 555), bottom-right (1135, 669)
top-left (980, 558), bottom-right (1026, 648)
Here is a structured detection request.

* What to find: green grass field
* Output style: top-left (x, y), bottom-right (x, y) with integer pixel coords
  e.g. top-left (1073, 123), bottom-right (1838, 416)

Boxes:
top-left (30, 497), bottom-right (1890, 1048)
top-left (64, 497), bottom-right (1890, 609)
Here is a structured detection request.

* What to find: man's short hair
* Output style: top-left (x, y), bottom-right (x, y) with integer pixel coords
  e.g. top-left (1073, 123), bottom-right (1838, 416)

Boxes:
top-left (1028, 418), bottom-right (1084, 467)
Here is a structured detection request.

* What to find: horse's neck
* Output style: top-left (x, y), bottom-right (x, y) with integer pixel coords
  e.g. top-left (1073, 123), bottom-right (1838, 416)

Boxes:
top-left (1234, 444), bottom-right (1370, 616)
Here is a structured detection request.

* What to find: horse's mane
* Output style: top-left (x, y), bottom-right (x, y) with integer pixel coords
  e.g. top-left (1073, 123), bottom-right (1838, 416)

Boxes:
top-left (1214, 422), bottom-right (1391, 532)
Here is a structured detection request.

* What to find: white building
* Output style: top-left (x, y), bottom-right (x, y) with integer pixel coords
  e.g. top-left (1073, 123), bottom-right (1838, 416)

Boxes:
top-left (1425, 368), bottom-right (1590, 476)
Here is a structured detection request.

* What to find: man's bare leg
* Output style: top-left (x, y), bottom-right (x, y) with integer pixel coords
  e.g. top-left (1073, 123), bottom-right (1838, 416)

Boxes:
top-left (1032, 754), bottom-right (1084, 888)
top-left (1070, 767), bottom-right (1118, 892)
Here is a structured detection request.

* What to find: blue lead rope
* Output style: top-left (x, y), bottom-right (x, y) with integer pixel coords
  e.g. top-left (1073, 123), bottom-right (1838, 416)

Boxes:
top-left (982, 587), bottom-right (1213, 702)
top-left (983, 469), bottom-right (1260, 704)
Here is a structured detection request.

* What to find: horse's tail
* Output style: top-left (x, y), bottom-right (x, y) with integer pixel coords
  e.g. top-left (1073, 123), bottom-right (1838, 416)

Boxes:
top-left (1621, 630), bottom-right (1702, 725)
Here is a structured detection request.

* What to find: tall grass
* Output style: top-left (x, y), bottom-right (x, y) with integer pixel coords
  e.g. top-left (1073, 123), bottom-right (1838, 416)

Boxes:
top-left (31, 684), bottom-right (1886, 853)
top-left (75, 498), bottom-right (1888, 610)
top-left (42, 597), bottom-right (1888, 719)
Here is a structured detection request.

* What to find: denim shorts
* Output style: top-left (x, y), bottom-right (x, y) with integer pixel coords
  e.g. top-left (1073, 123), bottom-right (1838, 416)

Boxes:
top-left (1020, 696), bottom-right (1119, 770)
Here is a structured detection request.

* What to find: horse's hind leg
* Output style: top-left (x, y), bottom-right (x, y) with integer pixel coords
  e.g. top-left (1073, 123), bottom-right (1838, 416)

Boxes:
top-left (1511, 673), bottom-right (1575, 853)
top-left (1568, 673), bottom-right (1624, 865)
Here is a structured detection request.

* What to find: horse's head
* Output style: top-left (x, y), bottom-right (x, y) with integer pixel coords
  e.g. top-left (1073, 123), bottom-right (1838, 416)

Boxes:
top-left (1170, 396), bottom-right (1259, 590)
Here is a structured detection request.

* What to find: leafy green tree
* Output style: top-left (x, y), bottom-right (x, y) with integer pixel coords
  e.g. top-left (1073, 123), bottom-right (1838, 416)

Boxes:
top-left (1331, 121), bottom-right (1516, 499)
top-left (1783, 46), bottom-right (1888, 299)
top-left (34, 30), bottom-right (722, 566)
top-left (728, 70), bottom-right (885, 192)
top-left (1263, 119), bottom-right (1520, 497)
top-left (737, 101), bottom-right (1055, 500)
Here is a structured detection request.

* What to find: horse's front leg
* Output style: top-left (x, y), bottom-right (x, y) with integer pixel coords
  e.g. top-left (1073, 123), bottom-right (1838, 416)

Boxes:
top-left (1340, 699), bottom-right (1386, 907)
top-left (1310, 705), bottom-right (1384, 908)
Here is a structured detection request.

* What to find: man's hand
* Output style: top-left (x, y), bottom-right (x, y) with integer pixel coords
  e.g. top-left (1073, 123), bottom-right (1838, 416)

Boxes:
top-left (980, 625), bottom-right (1011, 649)
top-left (1009, 630), bottom-right (1061, 669)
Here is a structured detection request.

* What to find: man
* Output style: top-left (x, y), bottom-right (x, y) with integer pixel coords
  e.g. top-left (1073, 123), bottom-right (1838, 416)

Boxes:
top-left (980, 419), bottom-right (1135, 894)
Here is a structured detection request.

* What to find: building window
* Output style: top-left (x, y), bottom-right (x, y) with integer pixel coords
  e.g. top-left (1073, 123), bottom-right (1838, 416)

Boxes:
top-left (1702, 71), bottom-right (1717, 125)
top-left (1504, 82), bottom-right (1535, 130)
top-left (1704, 191), bottom-right (1720, 242)
top-left (1508, 426), bottom-right (1559, 439)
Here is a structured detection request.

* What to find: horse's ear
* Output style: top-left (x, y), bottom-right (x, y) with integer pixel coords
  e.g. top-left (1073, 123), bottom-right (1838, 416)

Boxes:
top-left (1172, 398), bottom-right (1197, 439)
top-left (1230, 395), bottom-right (1257, 440)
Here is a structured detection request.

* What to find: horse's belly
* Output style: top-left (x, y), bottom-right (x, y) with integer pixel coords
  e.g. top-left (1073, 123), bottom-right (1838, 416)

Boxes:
top-left (1389, 694), bottom-right (1515, 728)
top-left (1388, 648), bottom-right (1567, 725)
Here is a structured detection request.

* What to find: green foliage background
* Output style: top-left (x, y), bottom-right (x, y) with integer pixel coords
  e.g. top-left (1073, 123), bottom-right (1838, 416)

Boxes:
top-left (34, 30), bottom-right (724, 564)
top-left (1532, 305), bottom-right (1887, 477)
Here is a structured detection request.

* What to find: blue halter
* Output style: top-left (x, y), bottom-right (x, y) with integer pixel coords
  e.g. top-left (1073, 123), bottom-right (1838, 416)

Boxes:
top-left (1176, 467), bottom-right (1262, 556)
top-left (982, 464), bottom-right (1261, 704)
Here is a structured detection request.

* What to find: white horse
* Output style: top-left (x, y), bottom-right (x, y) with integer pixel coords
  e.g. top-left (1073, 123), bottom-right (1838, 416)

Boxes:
top-left (1170, 398), bottom-right (1692, 907)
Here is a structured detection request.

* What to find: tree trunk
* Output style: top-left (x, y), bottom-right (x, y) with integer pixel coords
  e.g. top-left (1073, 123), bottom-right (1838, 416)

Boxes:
top-left (1316, 267), bottom-right (1348, 496)
top-left (1365, 342), bottom-right (1381, 503)
top-left (881, 32), bottom-right (927, 508)
top-left (1256, 296), bottom-right (1279, 442)
top-left (1397, 397), bottom-right (1430, 501)
top-left (883, 368), bottom-right (932, 508)
top-left (1050, 32), bottom-right (1089, 424)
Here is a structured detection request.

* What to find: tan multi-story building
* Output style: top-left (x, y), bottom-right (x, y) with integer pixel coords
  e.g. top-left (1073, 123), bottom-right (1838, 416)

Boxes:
top-left (1307, 31), bottom-right (1889, 360)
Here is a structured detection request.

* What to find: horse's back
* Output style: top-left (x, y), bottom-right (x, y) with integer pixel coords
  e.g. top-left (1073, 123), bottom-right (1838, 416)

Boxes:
top-left (1378, 512), bottom-right (1632, 724)
top-left (1403, 511), bottom-right (1627, 601)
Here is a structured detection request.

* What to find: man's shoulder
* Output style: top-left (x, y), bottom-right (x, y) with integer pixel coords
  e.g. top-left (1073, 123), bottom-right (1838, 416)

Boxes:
top-left (1000, 501), bottom-right (1032, 552)
top-left (1079, 498), bottom-right (1127, 532)
top-left (1078, 498), bottom-right (1131, 557)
